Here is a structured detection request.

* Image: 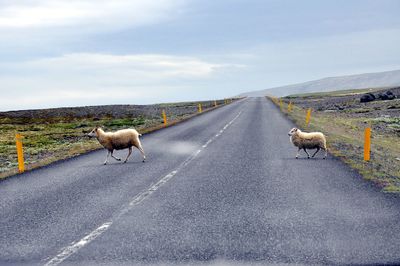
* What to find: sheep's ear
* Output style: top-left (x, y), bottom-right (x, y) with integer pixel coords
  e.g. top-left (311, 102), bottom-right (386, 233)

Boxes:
top-left (294, 128), bottom-right (298, 131)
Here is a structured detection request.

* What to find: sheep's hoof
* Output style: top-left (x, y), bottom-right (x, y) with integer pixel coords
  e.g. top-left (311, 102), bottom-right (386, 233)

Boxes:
top-left (103, 162), bottom-right (107, 165)
top-left (323, 157), bottom-right (326, 160)
top-left (142, 160), bottom-right (146, 163)
top-left (295, 157), bottom-right (298, 159)
top-left (117, 158), bottom-right (122, 161)
top-left (307, 157), bottom-right (310, 159)
top-left (123, 160), bottom-right (127, 163)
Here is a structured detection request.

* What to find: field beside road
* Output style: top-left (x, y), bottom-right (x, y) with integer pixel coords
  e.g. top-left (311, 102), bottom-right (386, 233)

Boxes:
top-left (0, 100), bottom-right (230, 179)
top-left (277, 87), bottom-right (400, 192)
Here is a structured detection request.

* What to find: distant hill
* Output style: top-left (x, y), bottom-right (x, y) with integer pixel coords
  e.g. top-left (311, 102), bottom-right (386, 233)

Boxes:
top-left (239, 69), bottom-right (400, 97)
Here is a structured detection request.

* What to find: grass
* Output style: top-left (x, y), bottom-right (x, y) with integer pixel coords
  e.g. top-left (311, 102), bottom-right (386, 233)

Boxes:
top-left (0, 99), bottom-right (235, 179)
top-left (285, 87), bottom-right (385, 98)
top-left (270, 97), bottom-right (400, 193)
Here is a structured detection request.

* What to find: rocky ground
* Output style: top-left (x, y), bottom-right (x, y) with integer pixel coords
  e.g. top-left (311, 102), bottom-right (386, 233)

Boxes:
top-left (0, 101), bottom-right (219, 121)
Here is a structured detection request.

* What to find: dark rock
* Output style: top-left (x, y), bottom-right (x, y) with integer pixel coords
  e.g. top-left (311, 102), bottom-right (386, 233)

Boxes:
top-left (360, 93), bottom-right (376, 103)
top-left (378, 93), bottom-right (386, 100)
top-left (378, 91), bottom-right (396, 101)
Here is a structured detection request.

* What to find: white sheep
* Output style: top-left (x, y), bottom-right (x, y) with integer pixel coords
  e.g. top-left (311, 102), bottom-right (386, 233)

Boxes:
top-left (288, 128), bottom-right (327, 159)
top-left (88, 127), bottom-right (146, 165)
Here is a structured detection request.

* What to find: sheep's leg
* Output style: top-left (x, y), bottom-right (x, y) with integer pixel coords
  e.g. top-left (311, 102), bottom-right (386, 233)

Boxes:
top-left (137, 144), bottom-right (146, 162)
top-left (311, 147), bottom-right (320, 158)
top-left (104, 151), bottom-right (110, 165)
top-left (323, 147), bottom-right (328, 159)
top-left (110, 150), bottom-right (121, 161)
top-left (124, 147), bottom-right (132, 163)
top-left (296, 148), bottom-right (301, 159)
top-left (303, 148), bottom-right (310, 159)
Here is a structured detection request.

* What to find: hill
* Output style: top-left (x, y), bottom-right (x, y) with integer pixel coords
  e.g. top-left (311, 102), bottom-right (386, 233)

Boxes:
top-left (239, 69), bottom-right (400, 97)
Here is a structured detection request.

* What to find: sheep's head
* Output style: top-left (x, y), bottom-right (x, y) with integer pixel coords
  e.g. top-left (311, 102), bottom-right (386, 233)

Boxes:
top-left (288, 128), bottom-right (299, 136)
top-left (87, 127), bottom-right (100, 138)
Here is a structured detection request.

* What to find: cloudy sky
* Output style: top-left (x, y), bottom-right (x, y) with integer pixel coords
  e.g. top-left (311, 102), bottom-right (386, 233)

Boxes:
top-left (1, 0), bottom-right (399, 111)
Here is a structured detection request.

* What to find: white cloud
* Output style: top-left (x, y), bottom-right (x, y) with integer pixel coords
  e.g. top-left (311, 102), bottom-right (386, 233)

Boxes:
top-left (0, 53), bottom-right (235, 110)
top-left (0, 0), bottom-right (183, 29)
top-left (16, 53), bottom-right (223, 78)
top-left (0, 87), bottom-right (161, 110)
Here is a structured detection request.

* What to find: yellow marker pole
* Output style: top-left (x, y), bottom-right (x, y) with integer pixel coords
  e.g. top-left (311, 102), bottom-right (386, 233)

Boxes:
top-left (198, 103), bottom-right (202, 113)
top-left (162, 110), bottom-right (167, 126)
top-left (364, 127), bottom-right (371, 161)
top-left (214, 100), bottom-right (218, 107)
top-left (288, 102), bottom-right (292, 112)
top-left (305, 108), bottom-right (312, 127)
top-left (15, 134), bottom-right (25, 173)
top-left (279, 99), bottom-right (283, 110)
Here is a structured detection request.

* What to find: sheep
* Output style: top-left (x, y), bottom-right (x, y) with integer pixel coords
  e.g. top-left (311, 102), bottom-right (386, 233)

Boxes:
top-left (87, 127), bottom-right (146, 165)
top-left (288, 128), bottom-right (327, 159)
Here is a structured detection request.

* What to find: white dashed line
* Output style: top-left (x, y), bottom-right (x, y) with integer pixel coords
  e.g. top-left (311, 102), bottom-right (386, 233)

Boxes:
top-left (44, 110), bottom-right (242, 266)
top-left (44, 222), bottom-right (111, 266)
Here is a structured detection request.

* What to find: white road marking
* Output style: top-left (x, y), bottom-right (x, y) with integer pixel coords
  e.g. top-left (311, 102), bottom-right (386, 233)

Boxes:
top-left (44, 222), bottom-right (111, 266)
top-left (44, 111), bottom-right (242, 266)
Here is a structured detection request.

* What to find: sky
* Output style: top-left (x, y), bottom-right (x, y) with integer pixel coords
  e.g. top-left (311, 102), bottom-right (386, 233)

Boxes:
top-left (0, 0), bottom-right (400, 111)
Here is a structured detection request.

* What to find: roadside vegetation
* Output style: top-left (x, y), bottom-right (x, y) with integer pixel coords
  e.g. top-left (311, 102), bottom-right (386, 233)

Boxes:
top-left (0, 100), bottom-right (232, 179)
top-left (272, 87), bottom-right (400, 192)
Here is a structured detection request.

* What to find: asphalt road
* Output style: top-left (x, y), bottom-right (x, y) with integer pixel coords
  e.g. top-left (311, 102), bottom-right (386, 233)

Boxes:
top-left (1, 98), bottom-right (400, 265)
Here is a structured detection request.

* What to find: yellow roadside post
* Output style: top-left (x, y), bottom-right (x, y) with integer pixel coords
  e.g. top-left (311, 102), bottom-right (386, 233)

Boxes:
top-left (288, 101), bottom-right (293, 112)
top-left (305, 108), bottom-right (312, 127)
top-left (198, 103), bottom-right (202, 113)
top-left (214, 100), bottom-right (218, 107)
top-left (15, 134), bottom-right (25, 173)
top-left (162, 110), bottom-right (167, 126)
top-left (279, 99), bottom-right (283, 110)
top-left (364, 127), bottom-right (371, 161)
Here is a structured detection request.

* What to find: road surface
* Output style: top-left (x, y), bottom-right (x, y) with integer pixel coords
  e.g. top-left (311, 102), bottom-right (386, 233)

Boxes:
top-left (1, 98), bottom-right (400, 265)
